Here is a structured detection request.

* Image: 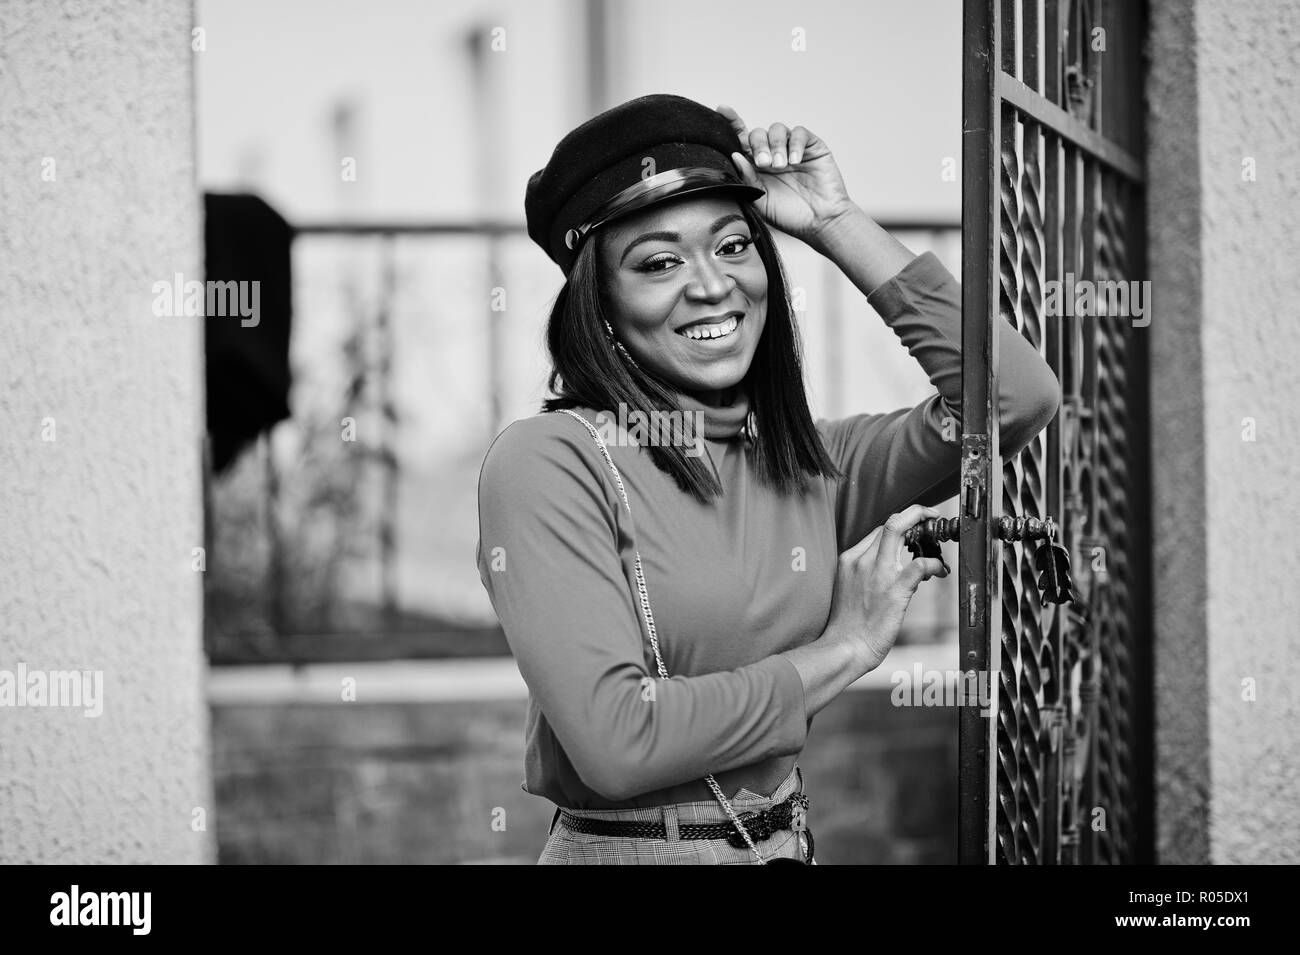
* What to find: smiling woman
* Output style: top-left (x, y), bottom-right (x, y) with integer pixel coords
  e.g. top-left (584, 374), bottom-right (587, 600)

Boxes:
top-left (476, 93), bottom-right (1060, 865)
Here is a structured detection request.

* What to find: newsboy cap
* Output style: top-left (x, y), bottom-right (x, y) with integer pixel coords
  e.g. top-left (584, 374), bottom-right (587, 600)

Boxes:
top-left (525, 93), bottom-right (765, 276)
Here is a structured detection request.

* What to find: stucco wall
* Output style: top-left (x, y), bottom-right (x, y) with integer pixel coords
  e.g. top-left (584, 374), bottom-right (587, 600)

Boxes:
top-left (0, 1), bottom-right (212, 863)
top-left (1149, 0), bottom-right (1300, 863)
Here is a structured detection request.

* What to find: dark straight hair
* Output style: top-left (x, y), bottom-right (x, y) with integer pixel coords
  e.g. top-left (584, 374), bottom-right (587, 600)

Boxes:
top-left (540, 201), bottom-right (841, 504)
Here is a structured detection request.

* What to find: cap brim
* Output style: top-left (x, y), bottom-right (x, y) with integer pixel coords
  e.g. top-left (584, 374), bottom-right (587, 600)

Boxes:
top-left (602, 182), bottom-right (766, 230)
top-left (585, 166), bottom-right (765, 233)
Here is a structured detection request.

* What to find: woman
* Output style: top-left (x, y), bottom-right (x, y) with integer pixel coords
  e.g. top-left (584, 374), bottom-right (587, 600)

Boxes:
top-left (476, 94), bottom-right (1059, 864)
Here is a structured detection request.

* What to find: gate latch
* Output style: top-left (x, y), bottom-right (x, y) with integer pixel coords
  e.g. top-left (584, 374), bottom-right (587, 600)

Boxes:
top-left (960, 435), bottom-right (988, 518)
top-left (904, 515), bottom-right (1080, 606)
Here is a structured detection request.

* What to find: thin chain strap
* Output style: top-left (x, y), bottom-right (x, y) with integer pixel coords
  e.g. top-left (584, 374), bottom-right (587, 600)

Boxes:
top-left (555, 409), bottom-right (769, 864)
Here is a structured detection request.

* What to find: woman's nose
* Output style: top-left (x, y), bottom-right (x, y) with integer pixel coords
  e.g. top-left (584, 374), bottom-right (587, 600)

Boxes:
top-left (685, 258), bottom-right (736, 301)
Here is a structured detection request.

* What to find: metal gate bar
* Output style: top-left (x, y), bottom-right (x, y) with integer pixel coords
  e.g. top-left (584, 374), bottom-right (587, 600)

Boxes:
top-left (961, 0), bottom-right (1152, 865)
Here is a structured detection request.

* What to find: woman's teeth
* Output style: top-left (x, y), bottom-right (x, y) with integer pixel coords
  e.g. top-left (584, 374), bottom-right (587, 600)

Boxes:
top-left (678, 315), bottom-right (740, 340)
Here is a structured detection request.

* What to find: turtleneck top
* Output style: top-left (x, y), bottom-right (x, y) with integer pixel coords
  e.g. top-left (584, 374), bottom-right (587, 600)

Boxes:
top-left (673, 383), bottom-right (752, 440)
top-left (476, 251), bottom-right (1060, 808)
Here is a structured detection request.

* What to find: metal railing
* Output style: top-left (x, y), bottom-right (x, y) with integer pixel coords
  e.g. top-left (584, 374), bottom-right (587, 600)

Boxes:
top-left (291, 217), bottom-right (961, 434)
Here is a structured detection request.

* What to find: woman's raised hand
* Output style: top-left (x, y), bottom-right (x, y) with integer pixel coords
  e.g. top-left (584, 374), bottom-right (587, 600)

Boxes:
top-left (824, 504), bottom-right (949, 672)
top-left (715, 104), bottom-right (857, 251)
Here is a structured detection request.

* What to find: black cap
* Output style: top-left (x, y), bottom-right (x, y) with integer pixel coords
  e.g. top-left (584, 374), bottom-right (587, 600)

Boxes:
top-left (525, 94), bottom-right (765, 276)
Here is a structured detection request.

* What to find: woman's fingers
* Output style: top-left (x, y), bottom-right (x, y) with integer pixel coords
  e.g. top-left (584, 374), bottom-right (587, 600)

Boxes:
top-left (900, 556), bottom-right (948, 589)
top-left (729, 151), bottom-right (763, 190)
top-left (787, 126), bottom-right (811, 164)
top-left (715, 104), bottom-right (749, 146)
top-left (878, 505), bottom-right (943, 569)
top-left (747, 124), bottom-right (794, 168)
top-left (846, 502), bottom-right (944, 569)
top-left (767, 123), bottom-right (790, 168)
top-left (747, 127), bottom-right (773, 167)
top-left (843, 524), bottom-right (885, 564)
top-left (715, 107), bottom-right (805, 171)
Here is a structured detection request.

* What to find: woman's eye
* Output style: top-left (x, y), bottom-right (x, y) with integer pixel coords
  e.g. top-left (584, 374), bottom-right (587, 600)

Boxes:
top-left (718, 235), bottom-right (753, 256)
top-left (637, 254), bottom-right (680, 273)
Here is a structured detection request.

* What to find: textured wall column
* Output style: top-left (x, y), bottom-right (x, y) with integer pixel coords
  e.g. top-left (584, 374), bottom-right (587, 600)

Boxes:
top-left (1148, 0), bottom-right (1300, 864)
top-left (0, 1), bottom-right (212, 863)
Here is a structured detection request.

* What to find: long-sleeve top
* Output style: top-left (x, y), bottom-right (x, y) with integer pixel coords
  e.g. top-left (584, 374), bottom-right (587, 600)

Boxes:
top-left (475, 251), bottom-right (1060, 809)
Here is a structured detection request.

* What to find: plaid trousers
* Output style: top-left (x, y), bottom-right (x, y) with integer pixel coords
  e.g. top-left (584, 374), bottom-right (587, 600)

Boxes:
top-left (538, 765), bottom-right (815, 865)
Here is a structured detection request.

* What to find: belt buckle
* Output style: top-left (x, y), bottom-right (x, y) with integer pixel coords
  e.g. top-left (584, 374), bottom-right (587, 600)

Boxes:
top-left (726, 810), bottom-right (772, 849)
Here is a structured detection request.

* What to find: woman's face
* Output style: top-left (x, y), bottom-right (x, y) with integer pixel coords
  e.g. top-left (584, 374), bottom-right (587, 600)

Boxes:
top-left (598, 194), bottom-right (768, 397)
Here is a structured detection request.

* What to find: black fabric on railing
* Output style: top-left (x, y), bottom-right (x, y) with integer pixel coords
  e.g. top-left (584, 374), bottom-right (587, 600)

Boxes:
top-left (203, 192), bottom-right (293, 472)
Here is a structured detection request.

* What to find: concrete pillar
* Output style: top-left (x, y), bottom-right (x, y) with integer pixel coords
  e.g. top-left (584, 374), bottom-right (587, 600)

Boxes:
top-left (1148, 0), bottom-right (1300, 863)
top-left (0, 1), bottom-right (212, 863)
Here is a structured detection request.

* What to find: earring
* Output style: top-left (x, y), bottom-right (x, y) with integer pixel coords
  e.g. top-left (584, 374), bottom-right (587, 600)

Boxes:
top-left (603, 319), bottom-right (641, 371)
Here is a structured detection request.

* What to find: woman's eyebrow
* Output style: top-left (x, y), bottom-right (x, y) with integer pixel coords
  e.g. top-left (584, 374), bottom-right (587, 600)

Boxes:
top-left (705, 212), bottom-right (747, 234)
top-left (619, 230), bottom-right (677, 264)
top-left (618, 213), bottom-right (748, 265)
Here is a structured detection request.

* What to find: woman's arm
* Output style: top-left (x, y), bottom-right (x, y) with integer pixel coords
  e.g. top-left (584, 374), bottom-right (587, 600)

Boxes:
top-left (805, 203), bottom-right (917, 298)
top-left (812, 207), bottom-right (1061, 549)
top-left (476, 414), bottom-right (810, 803)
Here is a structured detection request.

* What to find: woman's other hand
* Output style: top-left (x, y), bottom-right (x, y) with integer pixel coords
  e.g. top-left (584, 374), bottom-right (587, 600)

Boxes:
top-left (824, 504), bottom-right (949, 672)
top-left (715, 104), bottom-right (857, 252)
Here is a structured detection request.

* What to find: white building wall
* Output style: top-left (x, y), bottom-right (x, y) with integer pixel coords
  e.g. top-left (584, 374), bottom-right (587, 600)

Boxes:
top-left (0, 0), bottom-right (212, 863)
top-left (1149, 0), bottom-right (1300, 864)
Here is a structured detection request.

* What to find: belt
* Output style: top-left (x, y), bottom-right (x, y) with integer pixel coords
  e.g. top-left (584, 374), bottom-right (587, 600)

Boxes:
top-left (559, 791), bottom-right (809, 849)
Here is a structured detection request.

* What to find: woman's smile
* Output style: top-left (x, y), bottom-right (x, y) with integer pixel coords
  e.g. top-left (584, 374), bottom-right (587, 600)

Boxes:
top-left (675, 312), bottom-right (744, 342)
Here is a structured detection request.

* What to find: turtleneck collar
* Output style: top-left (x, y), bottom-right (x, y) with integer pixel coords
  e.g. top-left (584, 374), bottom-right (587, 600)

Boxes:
top-left (674, 385), bottom-right (754, 441)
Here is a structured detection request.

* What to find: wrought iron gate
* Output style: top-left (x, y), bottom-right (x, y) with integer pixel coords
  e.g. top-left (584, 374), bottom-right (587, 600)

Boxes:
top-left (958, 0), bottom-right (1153, 864)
